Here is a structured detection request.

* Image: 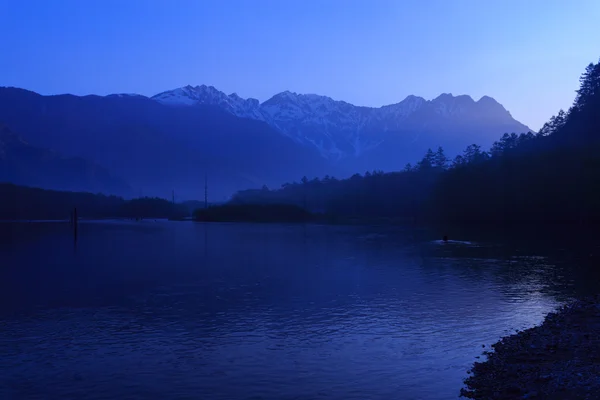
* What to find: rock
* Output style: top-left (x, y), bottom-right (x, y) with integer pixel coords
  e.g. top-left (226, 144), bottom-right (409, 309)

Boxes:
top-left (460, 297), bottom-right (600, 399)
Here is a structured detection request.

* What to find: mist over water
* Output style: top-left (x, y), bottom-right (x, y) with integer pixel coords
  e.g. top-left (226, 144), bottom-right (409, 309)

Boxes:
top-left (0, 221), bottom-right (596, 399)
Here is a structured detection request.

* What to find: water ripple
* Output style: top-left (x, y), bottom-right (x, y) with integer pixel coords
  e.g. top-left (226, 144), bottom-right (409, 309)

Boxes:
top-left (0, 222), bottom-right (594, 399)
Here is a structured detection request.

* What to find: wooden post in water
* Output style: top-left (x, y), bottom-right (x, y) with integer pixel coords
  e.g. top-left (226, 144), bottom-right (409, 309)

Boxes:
top-left (204, 173), bottom-right (208, 209)
top-left (73, 207), bottom-right (78, 241)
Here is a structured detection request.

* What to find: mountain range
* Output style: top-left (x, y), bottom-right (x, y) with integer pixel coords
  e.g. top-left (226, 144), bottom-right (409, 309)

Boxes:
top-left (152, 85), bottom-right (531, 166)
top-left (0, 85), bottom-right (532, 199)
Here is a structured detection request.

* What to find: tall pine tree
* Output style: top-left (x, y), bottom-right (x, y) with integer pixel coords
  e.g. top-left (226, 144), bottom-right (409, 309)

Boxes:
top-left (433, 146), bottom-right (449, 169)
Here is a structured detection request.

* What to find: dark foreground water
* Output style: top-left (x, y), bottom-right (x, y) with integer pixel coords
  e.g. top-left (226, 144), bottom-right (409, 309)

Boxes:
top-left (0, 221), bottom-right (598, 400)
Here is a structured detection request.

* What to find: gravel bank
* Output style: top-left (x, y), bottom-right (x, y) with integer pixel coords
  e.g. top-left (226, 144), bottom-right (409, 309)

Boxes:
top-left (460, 296), bottom-right (600, 399)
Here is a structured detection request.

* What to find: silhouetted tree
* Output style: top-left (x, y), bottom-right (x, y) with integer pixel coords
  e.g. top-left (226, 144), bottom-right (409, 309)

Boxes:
top-left (452, 154), bottom-right (466, 168)
top-left (418, 148), bottom-right (435, 170)
top-left (229, 58), bottom-right (600, 226)
top-left (463, 144), bottom-right (489, 164)
top-left (433, 146), bottom-right (449, 169)
top-left (573, 62), bottom-right (600, 112)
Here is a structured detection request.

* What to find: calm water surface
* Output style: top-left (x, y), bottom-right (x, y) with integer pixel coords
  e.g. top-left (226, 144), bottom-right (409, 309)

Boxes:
top-left (0, 221), bottom-right (598, 399)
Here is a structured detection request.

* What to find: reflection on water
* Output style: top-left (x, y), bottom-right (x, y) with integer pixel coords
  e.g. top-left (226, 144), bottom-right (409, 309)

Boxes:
top-left (0, 221), bottom-right (597, 399)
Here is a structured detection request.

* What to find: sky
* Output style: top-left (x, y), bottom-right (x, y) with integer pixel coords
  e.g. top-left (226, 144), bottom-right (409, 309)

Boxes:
top-left (1, 0), bottom-right (599, 130)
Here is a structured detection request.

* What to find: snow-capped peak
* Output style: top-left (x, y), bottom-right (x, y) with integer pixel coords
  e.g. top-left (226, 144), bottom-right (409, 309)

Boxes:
top-left (428, 93), bottom-right (478, 116)
top-left (149, 85), bottom-right (529, 161)
top-left (151, 85), bottom-right (266, 120)
top-left (106, 93), bottom-right (147, 98)
top-left (381, 95), bottom-right (426, 117)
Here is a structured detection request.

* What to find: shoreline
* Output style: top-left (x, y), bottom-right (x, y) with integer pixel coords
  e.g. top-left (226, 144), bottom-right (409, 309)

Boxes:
top-left (0, 217), bottom-right (176, 225)
top-left (461, 296), bottom-right (600, 399)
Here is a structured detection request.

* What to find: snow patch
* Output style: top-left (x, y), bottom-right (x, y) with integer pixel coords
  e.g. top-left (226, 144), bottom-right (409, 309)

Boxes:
top-left (149, 86), bottom-right (522, 161)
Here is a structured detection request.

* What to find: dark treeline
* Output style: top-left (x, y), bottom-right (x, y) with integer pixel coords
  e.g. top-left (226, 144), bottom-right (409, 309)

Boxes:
top-left (231, 59), bottom-right (600, 226)
top-left (0, 183), bottom-right (194, 220)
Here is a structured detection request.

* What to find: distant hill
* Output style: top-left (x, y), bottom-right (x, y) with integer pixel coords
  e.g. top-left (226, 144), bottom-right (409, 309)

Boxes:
top-left (0, 183), bottom-right (191, 220)
top-left (0, 125), bottom-right (131, 195)
top-left (0, 87), bottom-right (331, 200)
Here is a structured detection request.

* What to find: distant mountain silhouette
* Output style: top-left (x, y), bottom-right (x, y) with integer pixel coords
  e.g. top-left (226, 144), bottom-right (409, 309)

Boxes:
top-left (0, 124), bottom-right (131, 195)
top-left (153, 85), bottom-right (532, 171)
top-left (0, 87), bottom-right (331, 200)
top-left (0, 85), bottom-right (532, 199)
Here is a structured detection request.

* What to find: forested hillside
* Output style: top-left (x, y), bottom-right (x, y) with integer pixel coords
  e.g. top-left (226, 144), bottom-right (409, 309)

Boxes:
top-left (231, 59), bottom-right (600, 226)
top-left (0, 184), bottom-right (193, 220)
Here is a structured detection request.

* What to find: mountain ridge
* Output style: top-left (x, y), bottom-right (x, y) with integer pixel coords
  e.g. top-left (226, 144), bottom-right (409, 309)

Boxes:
top-left (0, 124), bottom-right (132, 195)
top-left (152, 84), bottom-right (510, 111)
top-left (151, 85), bottom-right (531, 161)
top-left (0, 85), bottom-right (533, 199)
top-left (0, 87), bottom-right (332, 200)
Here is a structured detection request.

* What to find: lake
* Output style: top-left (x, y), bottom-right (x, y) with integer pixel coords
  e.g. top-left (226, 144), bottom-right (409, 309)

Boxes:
top-left (0, 220), bottom-right (598, 400)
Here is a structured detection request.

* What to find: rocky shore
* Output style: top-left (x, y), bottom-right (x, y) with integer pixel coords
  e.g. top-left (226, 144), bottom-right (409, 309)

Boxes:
top-left (461, 296), bottom-right (600, 400)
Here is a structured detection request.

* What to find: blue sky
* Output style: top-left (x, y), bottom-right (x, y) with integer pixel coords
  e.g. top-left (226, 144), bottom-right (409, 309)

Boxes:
top-left (1, 0), bottom-right (598, 130)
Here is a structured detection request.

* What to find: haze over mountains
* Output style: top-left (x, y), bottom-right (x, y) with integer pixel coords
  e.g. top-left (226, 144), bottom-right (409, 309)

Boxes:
top-left (153, 85), bottom-right (531, 165)
top-left (0, 85), bottom-right (531, 199)
top-left (0, 125), bottom-right (130, 195)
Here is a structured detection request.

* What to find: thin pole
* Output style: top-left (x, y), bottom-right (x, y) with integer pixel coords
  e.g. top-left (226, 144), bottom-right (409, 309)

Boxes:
top-left (204, 173), bottom-right (208, 209)
top-left (73, 207), bottom-right (78, 242)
